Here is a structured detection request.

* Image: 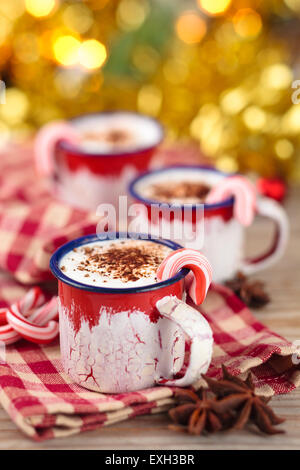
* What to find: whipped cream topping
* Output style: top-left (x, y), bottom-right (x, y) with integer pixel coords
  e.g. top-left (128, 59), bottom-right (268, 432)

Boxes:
top-left (72, 113), bottom-right (162, 154)
top-left (134, 167), bottom-right (225, 204)
top-left (59, 238), bottom-right (172, 288)
top-left (146, 180), bottom-right (211, 204)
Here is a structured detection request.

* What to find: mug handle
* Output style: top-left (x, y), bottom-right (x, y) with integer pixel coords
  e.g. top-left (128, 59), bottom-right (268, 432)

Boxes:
top-left (34, 121), bottom-right (79, 177)
top-left (240, 196), bottom-right (289, 275)
top-left (155, 296), bottom-right (213, 387)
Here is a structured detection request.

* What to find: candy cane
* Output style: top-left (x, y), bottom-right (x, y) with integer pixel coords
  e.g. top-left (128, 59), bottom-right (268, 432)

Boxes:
top-left (29, 297), bottom-right (58, 325)
top-left (206, 175), bottom-right (257, 226)
top-left (157, 248), bottom-right (212, 305)
top-left (0, 308), bottom-right (19, 344)
top-left (0, 288), bottom-right (46, 344)
top-left (0, 308), bottom-right (7, 326)
top-left (17, 286), bottom-right (46, 316)
top-left (34, 121), bottom-right (80, 176)
top-left (0, 323), bottom-right (20, 345)
top-left (0, 290), bottom-right (58, 345)
top-left (7, 304), bottom-right (59, 345)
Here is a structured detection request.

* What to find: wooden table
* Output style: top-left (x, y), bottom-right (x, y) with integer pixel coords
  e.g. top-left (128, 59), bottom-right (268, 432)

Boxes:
top-left (0, 188), bottom-right (299, 450)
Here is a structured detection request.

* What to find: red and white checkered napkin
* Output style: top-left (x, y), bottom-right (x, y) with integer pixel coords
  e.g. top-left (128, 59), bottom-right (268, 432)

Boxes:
top-left (0, 141), bottom-right (206, 285)
top-left (0, 142), bottom-right (298, 441)
top-left (0, 282), bottom-right (299, 441)
top-left (0, 142), bottom-right (97, 285)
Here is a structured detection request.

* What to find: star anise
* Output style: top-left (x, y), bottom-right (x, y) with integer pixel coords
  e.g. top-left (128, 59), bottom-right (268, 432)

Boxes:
top-left (225, 271), bottom-right (270, 308)
top-left (168, 388), bottom-right (232, 435)
top-left (203, 365), bottom-right (285, 435)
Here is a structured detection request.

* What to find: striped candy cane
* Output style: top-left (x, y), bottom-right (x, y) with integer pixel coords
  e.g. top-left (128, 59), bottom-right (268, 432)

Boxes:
top-left (0, 308), bottom-right (7, 326)
top-left (0, 289), bottom-right (58, 345)
top-left (0, 323), bottom-right (20, 345)
top-left (29, 297), bottom-right (59, 325)
top-left (206, 175), bottom-right (257, 226)
top-left (157, 248), bottom-right (212, 305)
top-left (0, 287), bottom-right (46, 345)
top-left (34, 121), bottom-right (80, 176)
top-left (7, 304), bottom-right (59, 345)
top-left (16, 286), bottom-right (46, 315)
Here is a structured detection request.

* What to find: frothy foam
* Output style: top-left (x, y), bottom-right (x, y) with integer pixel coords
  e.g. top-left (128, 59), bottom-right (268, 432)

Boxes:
top-left (72, 113), bottom-right (162, 154)
top-left (145, 181), bottom-right (211, 204)
top-left (134, 168), bottom-right (225, 204)
top-left (59, 238), bottom-right (172, 288)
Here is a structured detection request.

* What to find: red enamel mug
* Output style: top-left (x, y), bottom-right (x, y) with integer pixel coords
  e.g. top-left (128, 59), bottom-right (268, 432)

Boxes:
top-left (35, 112), bottom-right (164, 210)
top-left (50, 233), bottom-right (213, 394)
top-left (128, 166), bottom-right (289, 283)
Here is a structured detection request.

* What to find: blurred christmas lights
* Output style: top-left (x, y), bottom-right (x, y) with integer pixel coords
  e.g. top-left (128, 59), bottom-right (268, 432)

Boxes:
top-left (232, 9), bottom-right (262, 38)
top-left (0, 0), bottom-right (298, 180)
top-left (275, 139), bottom-right (294, 160)
top-left (0, 0), bottom-right (25, 20)
top-left (52, 35), bottom-right (106, 70)
top-left (261, 64), bottom-right (293, 90)
top-left (25, 0), bottom-right (57, 18)
top-left (78, 40), bottom-right (107, 70)
top-left (138, 84), bottom-right (162, 116)
top-left (63, 4), bottom-right (93, 34)
top-left (284, 0), bottom-right (300, 12)
top-left (175, 11), bottom-right (207, 44)
top-left (116, 0), bottom-right (149, 31)
top-left (198, 0), bottom-right (232, 16)
top-left (53, 35), bottom-right (80, 66)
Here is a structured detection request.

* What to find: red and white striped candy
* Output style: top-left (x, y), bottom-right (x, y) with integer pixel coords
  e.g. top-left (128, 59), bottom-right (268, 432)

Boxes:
top-left (0, 287), bottom-right (46, 345)
top-left (17, 286), bottom-right (45, 316)
top-left (0, 308), bottom-right (7, 326)
top-left (29, 297), bottom-right (58, 325)
top-left (0, 289), bottom-right (58, 345)
top-left (34, 121), bottom-right (80, 176)
top-left (206, 175), bottom-right (257, 226)
top-left (7, 303), bottom-right (59, 345)
top-left (157, 248), bottom-right (212, 305)
top-left (0, 323), bottom-right (20, 345)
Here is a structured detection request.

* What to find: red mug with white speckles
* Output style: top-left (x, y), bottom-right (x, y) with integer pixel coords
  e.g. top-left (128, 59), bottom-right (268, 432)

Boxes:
top-left (35, 112), bottom-right (164, 210)
top-left (50, 233), bottom-right (213, 393)
top-left (129, 166), bottom-right (289, 283)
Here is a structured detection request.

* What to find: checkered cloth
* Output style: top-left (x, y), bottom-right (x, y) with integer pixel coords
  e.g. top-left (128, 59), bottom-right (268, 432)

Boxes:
top-left (0, 142), bottom-right (97, 286)
top-left (0, 142), bottom-right (298, 441)
top-left (0, 283), bottom-right (299, 441)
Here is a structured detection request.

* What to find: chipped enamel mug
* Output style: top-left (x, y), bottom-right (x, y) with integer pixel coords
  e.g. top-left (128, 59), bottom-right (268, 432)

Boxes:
top-left (50, 233), bottom-right (213, 393)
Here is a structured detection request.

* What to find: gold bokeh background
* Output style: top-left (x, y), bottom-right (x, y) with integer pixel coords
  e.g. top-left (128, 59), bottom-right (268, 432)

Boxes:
top-left (0, 0), bottom-right (300, 180)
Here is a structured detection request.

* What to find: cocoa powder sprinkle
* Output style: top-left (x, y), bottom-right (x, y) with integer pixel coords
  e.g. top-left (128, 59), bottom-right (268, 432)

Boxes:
top-left (75, 242), bottom-right (167, 283)
top-left (149, 181), bottom-right (211, 203)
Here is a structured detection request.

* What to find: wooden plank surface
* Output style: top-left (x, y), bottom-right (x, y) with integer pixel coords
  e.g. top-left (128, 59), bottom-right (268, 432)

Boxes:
top-left (0, 187), bottom-right (299, 450)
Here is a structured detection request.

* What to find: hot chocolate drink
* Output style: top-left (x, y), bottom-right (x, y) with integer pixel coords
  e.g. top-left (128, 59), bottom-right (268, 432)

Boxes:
top-left (51, 234), bottom-right (213, 393)
top-left (72, 112), bottom-right (163, 154)
top-left (146, 180), bottom-right (211, 204)
top-left (36, 112), bottom-right (164, 211)
top-left (59, 238), bottom-right (172, 288)
top-left (132, 167), bottom-right (215, 205)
